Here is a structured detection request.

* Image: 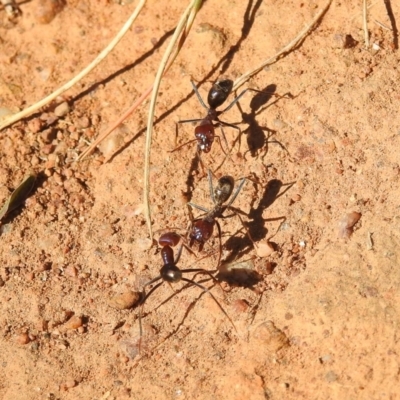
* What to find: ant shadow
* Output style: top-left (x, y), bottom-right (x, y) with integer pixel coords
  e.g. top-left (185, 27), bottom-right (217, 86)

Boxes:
top-left (231, 84), bottom-right (290, 160)
top-left (218, 178), bottom-right (295, 286)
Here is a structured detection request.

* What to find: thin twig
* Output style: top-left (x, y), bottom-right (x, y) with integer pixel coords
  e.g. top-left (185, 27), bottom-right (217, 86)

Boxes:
top-left (373, 19), bottom-right (391, 31)
top-left (363, 0), bottom-right (369, 48)
top-left (232, 0), bottom-right (333, 91)
top-left (0, 0), bottom-right (146, 131)
top-left (144, 0), bottom-right (202, 240)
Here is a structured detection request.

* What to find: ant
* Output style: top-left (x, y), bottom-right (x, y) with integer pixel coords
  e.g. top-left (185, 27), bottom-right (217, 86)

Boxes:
top-left (138, 231), bottom-right (236, 343)
top-left (173, 79), bottom-right (268, 156)
top-left (188, 170), bottom-right (251, 266)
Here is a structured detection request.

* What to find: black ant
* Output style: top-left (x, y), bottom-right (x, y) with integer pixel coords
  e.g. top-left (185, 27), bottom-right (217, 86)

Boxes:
top-left (188, 170), bottom-right (251, 266)
top-left (138, 231), bottom-right (236, 342)
top-left (173, 79), bottom-right (267, 156)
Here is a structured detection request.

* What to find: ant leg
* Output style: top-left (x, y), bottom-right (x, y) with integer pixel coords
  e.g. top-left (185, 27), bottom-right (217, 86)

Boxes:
top-left (215, 220), bottom-right (222, 269)
top-left (170, 138), bottom-right (198, 153)
top-left (221, 88), bottom-right (271, 114)
top-left (181, 268), bottom-right (219, 283)
top-left (178, 117), bottom-right (203, 124)
top-left (216, 121), bottom-right (242, 157)
top-left (187, 203), bottom-right (210, 213)
top-left (207, 169), bottom-right (216, 204)
top-left (231, 210), bottom-right (257, 248)
top-left (190, 80), bottom-right (208, 110)
top-left (226, 177), bottom-right (247, 208)
top-left (139, 278), bottom-right (163, 338)
top-left (265, 216), bottom-right (287, 241)
top-left (195, 150), bottom-right (207, 177)
top-left (181, 277), bottom-right (237, 332)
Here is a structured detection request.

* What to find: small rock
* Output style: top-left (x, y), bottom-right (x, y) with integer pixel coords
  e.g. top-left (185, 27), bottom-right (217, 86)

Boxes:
top-left (291, 194), bottom-right (301, 202)
top-left (232, 299), bottom-right (249, 313)
top-left (54, 102), bottom-right (70, 117)
top-left (338, 212), bottom-right (362, 239)
top-left (65, 265), bottom-right (78, 277)
top-left (35, 0), bottom-right (65, 24)
top-left (63, 177), bottom-right (82, 193)
top-left (325, 371), bottom-right (338, 382)
top-left (28, 118), bottom-right (43, 134)
top-left (108, 291), bottom-right (140, 310)
top-left (40, 128), bottom-right (55, 143)
top-left (255, 241), bottom-right (275, 257)
top-left (76, 116), bottom-right (90, 129)
top-left (65, 315), bottom-right (83, 330)
top-left (16, 333), bottom-right (31, 345)
top-left (60, 378), bottom-right (76, 391)
top-left (253, 321), bottom-right (289, 353)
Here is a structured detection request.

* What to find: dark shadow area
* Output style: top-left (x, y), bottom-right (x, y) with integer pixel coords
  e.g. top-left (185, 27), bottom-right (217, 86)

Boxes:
top-left (231, 85), bottom-right (291, 159)
top-left (183, 151), bottom-right (202, 201)
top-left (217, 261), bottom-right (263, 288)
top-left (384, 0), bottom-right (398, 49)
top-left (220, 178), bottom-right (295, 272)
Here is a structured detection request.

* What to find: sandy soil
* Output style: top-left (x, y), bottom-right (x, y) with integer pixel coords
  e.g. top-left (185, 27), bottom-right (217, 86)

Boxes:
top-left (1, 0), bottom-right (400, 399)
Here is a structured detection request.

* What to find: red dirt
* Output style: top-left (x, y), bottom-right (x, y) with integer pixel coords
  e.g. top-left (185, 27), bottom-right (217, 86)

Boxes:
top-left (1, 0), bottom-right (400, 399)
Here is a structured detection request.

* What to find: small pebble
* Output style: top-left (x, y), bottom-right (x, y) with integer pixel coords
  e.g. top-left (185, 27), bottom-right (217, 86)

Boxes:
top-left (232, 299), bottom-right (249, 313)
top-left (54, 102), bottom-right (70, 117)
top-left (291, 194), bottom-right (301, 202)
top-left (16, 333), bottom-right (31, 345)
top-left (325, 371), bottom-right (338, 382)
top-left (338, 212), bottom-right (361, 239)
top-left (60, 379), bottom-right (76, 391)
top-left (27, 118), bottom-right (42, 134)
top-left (108, 291), bottom-right (140, 310)
top-left (65, 265), bottom-right (78, 277)
top-left (76, 116), bottom-right (90, 129)
top-left (255, 241), bottom-right (275, 257)
top-left (253, 321), bottom-right (289, 353)
top-left (35, 0), bottom-right (65, 24)
top-left (65, 315), bottom-right (83, 330)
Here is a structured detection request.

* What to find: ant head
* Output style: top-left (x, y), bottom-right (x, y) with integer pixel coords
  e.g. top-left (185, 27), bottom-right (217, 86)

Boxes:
top-left (214, 176), bottom-right (235, 204)
top-left (159, 232), bottom-right (181, 247)
top-left (160, 263), bottom-right (182, 283)
top-left (207, 79), bottom-right (234, 109)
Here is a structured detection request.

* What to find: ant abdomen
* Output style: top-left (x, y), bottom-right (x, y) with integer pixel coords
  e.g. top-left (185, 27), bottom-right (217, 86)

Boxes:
top-left (207, 79), bottom-right (234, 109)
top-left (214, 176), bottom-right (235, 204)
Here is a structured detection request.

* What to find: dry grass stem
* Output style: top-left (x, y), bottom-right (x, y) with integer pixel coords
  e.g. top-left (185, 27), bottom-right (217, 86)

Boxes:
top-left (363, 0), bottom-right (370, 48)
top-left (0, 0), bottom-right (146, 131)
top-left (144, 0), bottom-right (202, 240)
top-left (232, 0), bottom-right (333, 91)
top-left (373, 19), bottom-right (391, 31)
